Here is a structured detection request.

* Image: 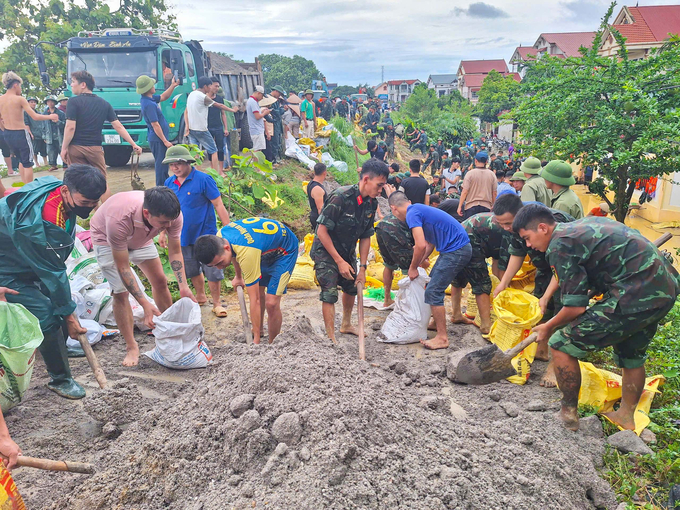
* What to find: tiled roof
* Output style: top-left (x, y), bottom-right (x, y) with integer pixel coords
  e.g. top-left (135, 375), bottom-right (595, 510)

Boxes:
top-left (459, 59), bottom-right (508, 74)
top-left (511, 46), bottom-right (537, 62)
top-left (611, 6), bottom-right (680, 44)
top-left (536, 32), bottom-right (596, 57)
top-left (463, 72), bottom-right (521, 88)
top-left (428, 74), bottom-right (458, 85)
top-left (387, 79), bottom-right (420, 85)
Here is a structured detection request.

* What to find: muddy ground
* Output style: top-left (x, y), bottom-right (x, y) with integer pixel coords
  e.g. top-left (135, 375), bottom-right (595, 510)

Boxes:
top-left (9, 289), bottom-right (617, 509)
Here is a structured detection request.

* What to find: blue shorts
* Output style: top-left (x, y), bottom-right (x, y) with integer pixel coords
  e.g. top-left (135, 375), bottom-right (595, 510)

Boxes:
top-left (3, 129), bottom-right (34, 168)
top-left (189, 129), bottom-right (218, 156)
top-left (260, 249), bottom-right (298, 296)
top-left (424, 243), bottom-right (472, 307)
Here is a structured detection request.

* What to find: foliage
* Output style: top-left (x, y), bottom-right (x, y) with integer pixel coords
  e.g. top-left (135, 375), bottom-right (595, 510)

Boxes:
top-left (473, 70), bottom-right (521, 123)
top-left (332, 85), bottom-right (359, 97)
top-left (512, 2), bottom-right (680, 222)
top-left (327, 115), bottom-right (370, 183)
top-left (437, 89), bottom-right (467, 109)
top-left (399, 84), bottom-right (440, 124)
top-left (0, 0), bottom-right (176, 94)
top-left (257, 54), bottom-right (324, 95)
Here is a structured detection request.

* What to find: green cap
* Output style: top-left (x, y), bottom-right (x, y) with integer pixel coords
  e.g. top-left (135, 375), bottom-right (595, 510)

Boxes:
top-left (272, 85), bottom-right (286, 95)
top-left (509, 171), bottom-right (527, 182)
top-left (136, 75), bottom-right (155, 95)
top-left (162, 145), bottom-right (196, 164)
top-left (304, 89), bottom-right (314, 96)
top-left (520, 156), bottom-right (542, 175)
top-left (541, 159), bottom-right (575, 186)
top-left (27, 97), bottom-right (38, 103)
top-left (57, 93), bottom-right (68, 102)
top-left (44, 95), bottom-right (58, 103)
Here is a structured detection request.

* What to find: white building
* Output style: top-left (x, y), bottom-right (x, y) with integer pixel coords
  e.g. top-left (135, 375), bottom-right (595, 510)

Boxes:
top-left (426, 74), bottom-right (458, 97)
top-left (387, 79), bottom-right (422, 103)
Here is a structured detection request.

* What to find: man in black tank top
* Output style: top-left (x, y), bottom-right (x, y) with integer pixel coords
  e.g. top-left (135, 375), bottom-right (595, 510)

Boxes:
top-left (308, 163), bottom-right (328, 231)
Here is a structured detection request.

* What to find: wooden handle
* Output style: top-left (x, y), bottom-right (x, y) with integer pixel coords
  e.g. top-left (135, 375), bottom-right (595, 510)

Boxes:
top-left (77, 331), bottom-right (107, 389)
top-left (236, 286), bottom-right (252, 345)
top-left (653, 232), bottom-right (672, 248)
top-left (354, 147), bottom-right (359, 168)
top-left (357, 282), bottom-right (365, 361)
top-left (504, 333), bottom-right (538, 359)
top-left (17, 456), bottom-right (94, 474)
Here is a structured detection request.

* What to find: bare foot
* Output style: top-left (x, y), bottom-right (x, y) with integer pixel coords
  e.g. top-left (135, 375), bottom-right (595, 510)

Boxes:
top-left (420, 335), bottom-right (449, 350)
top-left (603, 409), bottom-right (636, 431)
top-left (451, 315), bottom-right (474, 325)
top-left (535, 341), bottom-right (550, 361)
top-left (480, 326), bottom-right (490, 336)
top-left (556, 407), bottom-right (579, 431)
top-left (122, 346), bottom-right (140, 367)
top-left (539, 361), bottom-right (558, 388)
top-left (427, 319), bottom-right (437, 331)
top-left (196, 294), bottom-right (208, 305)
top-left (339, 324), bottom-right (359, 336)
top-left (383, 297), bottom-right (394, 308)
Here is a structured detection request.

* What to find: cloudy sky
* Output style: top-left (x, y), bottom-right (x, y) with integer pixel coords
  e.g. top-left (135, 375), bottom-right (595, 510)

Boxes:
top-left (175, 0), bottom-right (677, 85)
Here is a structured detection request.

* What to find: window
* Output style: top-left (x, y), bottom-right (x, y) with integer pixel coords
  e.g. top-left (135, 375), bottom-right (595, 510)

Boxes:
top-left (160, 49), bottom-right (184, 89)
top-left (185, 51), bottom-right (195, 77)
top-left (68, 50), bottom-right (157, 88)
top-left (439, 90), bottom-right (446, 97)
top-left (471, 90), bottom-right (479, 99)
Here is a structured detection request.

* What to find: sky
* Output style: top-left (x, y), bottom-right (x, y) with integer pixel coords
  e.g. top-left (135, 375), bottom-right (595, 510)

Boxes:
top-left (173, 0), bottom-right (680, 86)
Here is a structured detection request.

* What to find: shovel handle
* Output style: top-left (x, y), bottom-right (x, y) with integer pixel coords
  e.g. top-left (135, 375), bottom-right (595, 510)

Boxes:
top-left (17, 456), bottom-right (94, 474)
top-left (76, 328), bottom-right (107, 389)
top-left (357, 281), bottom-right (365, 361)
top-left (504, 333), bottom-right (538, 359)
top-left (653, 232), bottom-right (672, 248)
top-left (236, 286), bottom-right (252, 345)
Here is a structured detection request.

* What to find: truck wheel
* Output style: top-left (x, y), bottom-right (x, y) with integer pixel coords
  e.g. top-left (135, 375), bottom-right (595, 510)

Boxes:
top-left (236, 112), bottom-right (253, 151)
top-left (104, 146), bottom-right (133, 167)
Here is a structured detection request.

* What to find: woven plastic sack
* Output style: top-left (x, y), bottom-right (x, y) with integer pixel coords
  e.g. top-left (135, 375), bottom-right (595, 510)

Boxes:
top-left (366, 262), bottom-right (401, 290)
top-left (489, 289), bottom-right (543, 385)
top-left (289, 234), bottom-right (317, 290)
top-left (0, 302), bottom-right (44, 412)
top-left (0, 463), bottom-right (25, 509)
top-left (576, 361), bottom-right (664, 435)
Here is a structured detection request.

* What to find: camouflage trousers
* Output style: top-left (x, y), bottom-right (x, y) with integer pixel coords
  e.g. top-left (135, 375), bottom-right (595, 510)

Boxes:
top-left (549, 298), bottom-right (675, 368)
top-left (314, 256), bottom-right (358, 304)
top-left (375, 218), bottom-right (413, 271)
top-left (452, 256), bottom-right (491, 296)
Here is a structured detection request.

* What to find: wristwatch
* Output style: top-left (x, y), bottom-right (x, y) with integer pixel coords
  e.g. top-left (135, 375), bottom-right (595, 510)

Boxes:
top-left (360, 264), bottom-right (368, 269)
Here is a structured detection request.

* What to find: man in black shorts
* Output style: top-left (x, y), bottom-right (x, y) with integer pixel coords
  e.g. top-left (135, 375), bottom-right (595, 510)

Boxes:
top-left (375, 214), bottom-right (414, 307)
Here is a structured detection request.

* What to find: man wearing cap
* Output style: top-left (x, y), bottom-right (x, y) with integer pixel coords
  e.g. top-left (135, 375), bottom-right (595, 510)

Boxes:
top-left (42, 95), bottom-right (66, 172)
top-left (57, 94), bottom-right (68, 114)
top-left (161, 145), bottom-right (231, 317)
top-left (457, 151), bottom-right (497, 219)
top-left (283, 94), bottom-right (302, 139)
top-left (541, 160), bottom-right (584, 219)
top-left (269, 86), bottom-right (287, 164)
top-left (520, 156), bottom-right (551, 206)
top-left (137, 74), bottom-right (179, 186)
top-left (245, 85), bottom-right (273, 154)
top-left (422, 144), bottom-right (441, 176)
top-left (300, 90), bottom-right (316, 139)
top-left (186, 76), bottom-right (238, 173)
top-left (509, 171), bottom-right (526, 193)
top-left (588, 202), bottom-right (610, 217)
top-left (363, 105), bottom-right (380, 134)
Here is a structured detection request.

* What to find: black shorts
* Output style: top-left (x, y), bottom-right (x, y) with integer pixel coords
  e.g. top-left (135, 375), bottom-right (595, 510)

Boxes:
top-left (0, 132), bottom-right (12, 158)
top-left (3, 129), bottom-right (34, 167)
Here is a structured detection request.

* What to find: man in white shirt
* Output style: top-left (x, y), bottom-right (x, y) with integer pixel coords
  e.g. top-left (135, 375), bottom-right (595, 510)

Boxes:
top-left (247, 85), bottom-right (271, 152)
top-left (184, 76), bottom-right (237, 171)
top-left (441, 156), bottom-right (462, 195)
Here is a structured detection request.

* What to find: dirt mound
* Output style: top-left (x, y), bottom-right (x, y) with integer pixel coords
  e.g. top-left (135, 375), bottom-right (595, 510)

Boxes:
top-left (48, 316), bottom-right (615, 510)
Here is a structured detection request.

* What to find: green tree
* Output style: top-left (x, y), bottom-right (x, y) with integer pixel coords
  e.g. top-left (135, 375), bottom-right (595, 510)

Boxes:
top-left (258, 54), bottom-right (324, 95)
top-left (474, 70), bottom-right (521, 123)
top-left (0, 0), bottom-right (176, 95)
top-left (332, 85), bottom-right (359, 97)
top-left (513, 3), bottom-right (680, 222)
top-left (400, 83), bottom-right (439, 124)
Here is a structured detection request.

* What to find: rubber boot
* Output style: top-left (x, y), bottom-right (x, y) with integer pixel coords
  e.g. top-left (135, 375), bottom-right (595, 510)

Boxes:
top-left (39, 329), bottom-right (86, 399)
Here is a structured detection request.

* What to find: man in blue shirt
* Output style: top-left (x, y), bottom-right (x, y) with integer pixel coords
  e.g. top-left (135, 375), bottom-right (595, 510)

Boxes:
top-left (389, 191), bottom-right (471, 350)
top-left (160, 145), bottom-right (232, 317)
top-left (136, 74), bottom-right (179, 186)
top-left (496, 169), bottom-right (517, 197)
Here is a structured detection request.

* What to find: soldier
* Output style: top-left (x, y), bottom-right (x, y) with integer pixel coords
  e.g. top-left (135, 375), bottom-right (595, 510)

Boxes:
top-left (380, 112), bottom-right (395, 154)
top-left (408, 128), bottom-right (421, 151)
top-left (450, 202), bottom-right (513, 335)
top-left (416, 129), bottom-right (428, 154)
top-left (489, 153), bottom-right (506, 172)
top-left (25, 97), bottom-right (47, 167)
top-left (519, 156), bottom-right (552, 206)
top-left (422, 144), bottom-right (441, 176)
top-left (514, 206), bottom-right (679, 432)
top-left (42, 95), bottom-right (66, 172)
top-left (429, 174), bottom-right (442, 196)
top-left (541, 160), bottom-right (584, 219)
top-left (269, 86), bottom-right (287, 164)
top-left (321, 96), bottom-right (334, 122)
top-left (436, 139), bottom-right (446, 159)
top-left (508, 171), bottom-right (526, 194)
top-left (493, 197), bottom-right (575, 387)
top-left (375, 214), bottom-right (415, 307)
top-left (460, 146), bottom-right (473, 173)
top-left (364, 105), bottom-right (380, 133)
top-left (311, 158), bottom-right (389, 343)
top-left (336, 97), bottom-right (350, 121)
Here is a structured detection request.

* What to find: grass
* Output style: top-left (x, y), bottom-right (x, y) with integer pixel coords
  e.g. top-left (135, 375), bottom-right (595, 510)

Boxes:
top-left (596, 300), bottom-right (680, 508)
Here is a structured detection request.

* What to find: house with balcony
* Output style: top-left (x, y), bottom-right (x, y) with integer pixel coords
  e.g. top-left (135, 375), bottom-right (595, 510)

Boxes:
top-left (426, 74), bottom-right (458, 97)
top-left (387, 79), bottom-right (422, 102)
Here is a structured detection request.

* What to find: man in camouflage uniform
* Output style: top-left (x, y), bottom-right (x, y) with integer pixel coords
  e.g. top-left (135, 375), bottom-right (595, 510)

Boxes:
top-left (380, 112), bottom-right (394, 150)
top-left (375, 214), bottom-right (414, 307)
top-left (514, 206), bottom-right (680, 432)
top-left (460, 147), bottom-right (473, 173)
top-left (321, 96), bottom-right (334, 122)
top-left (336, 97), bottom-right (349, 121)
top-left (450, 209), bottom-right (512, 335)
top-left (435, 139), bottom-right (446, 159)
top-left (312, 159), bottom-right (389, 343)
top-left (269, 86), bottom-right (287, 163)
top-left (416, 129), bottom-right (428, 154)
top-left (364, 105), bottom-right (380, 134)
top-left (489, 153), bottom-right (506, 172)
top-left (422, 144), bottom-right (440, 176)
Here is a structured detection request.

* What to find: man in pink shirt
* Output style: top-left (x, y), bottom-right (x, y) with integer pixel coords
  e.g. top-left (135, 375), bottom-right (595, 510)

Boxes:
top-left (90, 187), bottom-right (195, 366)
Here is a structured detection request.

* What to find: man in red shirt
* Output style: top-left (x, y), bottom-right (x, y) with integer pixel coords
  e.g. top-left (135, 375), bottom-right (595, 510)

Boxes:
top-left (587, 202), bottom-right (609, 217)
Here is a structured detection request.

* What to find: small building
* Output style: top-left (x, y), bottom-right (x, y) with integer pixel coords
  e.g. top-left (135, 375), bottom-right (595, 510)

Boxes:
top-left (373, 82), bottom-right (389, 102)
top-left (426, 74), bottom-right (459, 97)
top-left (387, 79), bottom-right (422, 102)
top-left (510, 32), bottom-right (596, 76)
top-left (599, 5), bottom-right (680, 59)
top-left (456, 60), bottom-right (521, 103)
top-left (509, 46), bottom-right (536, 76)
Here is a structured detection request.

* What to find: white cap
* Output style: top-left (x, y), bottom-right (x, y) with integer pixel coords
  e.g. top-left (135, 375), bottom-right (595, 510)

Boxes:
top-left (255, 85), bottom-right (265, 94)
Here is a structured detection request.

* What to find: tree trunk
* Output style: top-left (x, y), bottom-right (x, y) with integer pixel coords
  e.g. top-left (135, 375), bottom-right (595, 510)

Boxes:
top-left (614, 166), bottom-right (634, 223)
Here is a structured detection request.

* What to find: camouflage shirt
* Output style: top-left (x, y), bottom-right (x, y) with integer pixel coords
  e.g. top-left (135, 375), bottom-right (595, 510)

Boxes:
top-left (311, 184), bottom-right (378, 263)
top-left (546, 218), bottom-right (680, 313)
top-left (423, 151), bottom-right (441, 169)
top-left (462, 213), bottom-right (512, 265)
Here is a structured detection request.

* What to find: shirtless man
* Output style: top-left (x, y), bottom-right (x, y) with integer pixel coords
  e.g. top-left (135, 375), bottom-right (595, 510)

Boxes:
top-left (0, 72), bottom-right (57, 183)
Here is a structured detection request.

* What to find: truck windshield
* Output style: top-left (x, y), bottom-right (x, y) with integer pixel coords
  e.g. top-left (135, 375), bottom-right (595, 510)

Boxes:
top-left (68, 50), bottom-right (157, 88)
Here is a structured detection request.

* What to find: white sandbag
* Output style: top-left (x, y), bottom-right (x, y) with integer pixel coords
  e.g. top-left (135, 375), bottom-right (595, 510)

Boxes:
top-left (144, 298), bottom-right (212, 369)
top-left (70, 274), bottom-right (93, 294)
top-left (285, 143), bottom-right (316, 170)
top-left (66, 319), bottom-right (104, 349)
top-left (79, 288), bottom-right (113, 323)
top-left (66, 252), bottom-right (106, 286)
top-left (379, 268), bottom-right (431, 344)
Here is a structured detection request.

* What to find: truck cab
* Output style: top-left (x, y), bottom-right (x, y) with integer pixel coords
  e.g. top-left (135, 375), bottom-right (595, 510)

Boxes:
top-left (37, 28), bottom-right (210, 166)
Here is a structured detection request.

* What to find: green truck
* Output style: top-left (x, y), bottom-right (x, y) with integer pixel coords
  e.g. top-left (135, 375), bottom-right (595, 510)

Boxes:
top-left (35, 28), bottom-right (264, 166)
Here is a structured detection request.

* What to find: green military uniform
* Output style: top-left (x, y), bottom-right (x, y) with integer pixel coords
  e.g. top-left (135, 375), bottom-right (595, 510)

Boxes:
top-left (551, 187), bottom-right (584, 219)
top-left (417, 132), bottom-right (428, 154)
top-left (521, 175), bottom-right (552, 206)
top-left (24, 103), bottom-right (46, 161)
top-left (460, 149), bottom-right (472, 172)
top-left (541, 159), bottom-right (584, 219)
top-left (311, 184), bottom-right (378, 303)
top-left (452, 213), bottom-right (511, 295)
top-left (490, 157), bottom-right (506, 172)
top-left (336, 100), bottom-right (349, 118)
top-left (435, 142), bottom-right (446, 159)
top-left (269, 97), bottom-right (285, 163)
top-left (429, 182), bottom-right (442, 196)
top-left (321, 99), bottom-right (334, 121)
top-left (547, 218), bottom-right (680, 368)
top-left (422, 149), bottom-right (441, 176)
top-left (42, 98), bottom-right (66, 168)
top-left (375, 214), bottom-right (414, 271)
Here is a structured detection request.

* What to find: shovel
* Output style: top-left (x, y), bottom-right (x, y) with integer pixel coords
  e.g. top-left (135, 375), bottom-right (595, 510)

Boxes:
top-left (73, 316), bottom-right (107, 389)
top-left (16, 455), bottom-right (95, 474)
top-left (357, 281), bottom-right (365, 361)
top-left (236, 286), bottom-right (252, 345)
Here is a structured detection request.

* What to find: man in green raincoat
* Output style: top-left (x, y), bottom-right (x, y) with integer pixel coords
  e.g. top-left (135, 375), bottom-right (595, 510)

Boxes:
top-left (0, 165), bottom-right (107, 399)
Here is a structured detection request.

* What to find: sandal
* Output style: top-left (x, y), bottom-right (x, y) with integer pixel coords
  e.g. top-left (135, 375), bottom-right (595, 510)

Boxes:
top-left (212, 305), bottom-right (228, 318)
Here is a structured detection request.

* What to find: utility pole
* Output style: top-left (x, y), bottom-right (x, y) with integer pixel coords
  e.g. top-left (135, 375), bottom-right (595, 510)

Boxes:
top-left (381, 66), bottom-right (384, 84)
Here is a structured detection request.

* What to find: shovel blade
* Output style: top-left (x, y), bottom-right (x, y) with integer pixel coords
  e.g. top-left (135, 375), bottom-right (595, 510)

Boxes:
top-left (454, 344), bottom-right (518, 385)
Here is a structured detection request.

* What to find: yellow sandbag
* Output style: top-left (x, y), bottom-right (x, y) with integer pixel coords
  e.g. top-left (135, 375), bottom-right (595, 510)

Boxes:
top-left (303, 233), bottom-right (314, 255)
top-left (576, 361), bottom-right (665, 435)
top-left (489, 289), bottom-right (543, 385)
top-left (365, 275), bottom-right (383, 288)
top-left (316, 118), bottom-right (328, 129)
top-left (366, 262), bottom-right (401, 290)
top-left (0, 462), bottom-right (25, 509)
top-left (288, 254), bottom-right (317, 290)
top-left (370, 233), bottom-right (383, 264)
top-left (302, 180), bottom-right (309, 194)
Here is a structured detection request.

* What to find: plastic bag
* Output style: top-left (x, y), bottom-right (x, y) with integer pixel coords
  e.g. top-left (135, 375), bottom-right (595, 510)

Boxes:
top-left (0, 302), bottom-right (44, 412)
top-left (65, 319), bottom-right (111, 350)
top-left (379, 268), bottom-right (431, 344)
top-left (285, 142), bottom-right (316, 170)
top-left (144, 298), bottom-right (212, 369)
top-left (489, 289), bottom-right (543, 385)
top-left (0, 462), bottom-right (25, 509)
